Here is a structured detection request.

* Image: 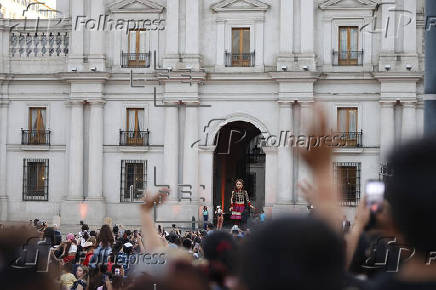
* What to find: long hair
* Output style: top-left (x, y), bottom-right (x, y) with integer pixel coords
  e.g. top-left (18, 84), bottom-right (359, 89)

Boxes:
top-left (97, 224), bottom-right (114, 248)
top-left (234, 179), bottom-right (244, 191)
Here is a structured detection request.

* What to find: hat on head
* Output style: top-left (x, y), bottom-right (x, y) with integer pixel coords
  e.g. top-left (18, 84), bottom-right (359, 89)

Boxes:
top-left (66, 233), bottom-right (75, 241)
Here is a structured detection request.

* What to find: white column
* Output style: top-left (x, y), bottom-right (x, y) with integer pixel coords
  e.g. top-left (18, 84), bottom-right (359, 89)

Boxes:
top-left (68, 101), bottom-right (84, 199)
top-left (300, 0), bottom-right (314, 53)
top-left (87, 100), bottom-right (105, 199)
top-left (403, 0), bottom-right (416, 53)
top-left (164, 106), bottom-right (179, 201)
top-left (0, 101), bottom-right (9, 220)
top-left (380, 101), bottom-right (395, 161)
top-left (166, 0), bottom-right (179, 55)
top-left (279, 0), bottom-right (293, 54)
top-left (277, 103), bottom-right (293, 204)
top-left (183, 106), bottom-right (199, 202)
top-left (71, 0), bottom-right (84, 56)
top-left (199, 146), bottom-right (215, 205)
top-left (381, 0), bottom-right (395, 52)
top-left (89, 0), bottom-right (105, 56)
top-left (216, 20), bottom-right (225, 66)
top-left (323, 17), bottom-right (332, 65)
top-left (185, 0), bottom-right (199, 55)
top-left (401, 102), bottom-right (417, 141)
top-left (255, 21), bottom-right (264, 67)
top-left (298, 102), bottom-right (313, 203)
top-left (263, 146), bottom-right (277, 211)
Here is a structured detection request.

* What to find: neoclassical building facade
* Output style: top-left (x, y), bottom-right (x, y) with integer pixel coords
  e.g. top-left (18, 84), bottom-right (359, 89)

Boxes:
top-left (0, 0), bottom-right (425, 226)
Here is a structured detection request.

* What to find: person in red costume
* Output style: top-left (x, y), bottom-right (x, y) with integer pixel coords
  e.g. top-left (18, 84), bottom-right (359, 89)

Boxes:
top-left (229, 179), bottom-right (254, 226)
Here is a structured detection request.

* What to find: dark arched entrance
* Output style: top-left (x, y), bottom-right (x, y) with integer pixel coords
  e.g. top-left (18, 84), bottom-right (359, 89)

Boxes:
top-left (213, 121), bottom-right (265, 226)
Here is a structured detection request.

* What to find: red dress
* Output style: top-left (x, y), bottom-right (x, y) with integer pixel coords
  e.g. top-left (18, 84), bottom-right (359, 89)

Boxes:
top-left (230, 190), bottom-right (251, 220)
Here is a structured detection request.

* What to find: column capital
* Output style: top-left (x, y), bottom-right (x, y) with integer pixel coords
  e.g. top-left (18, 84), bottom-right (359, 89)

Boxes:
top-left (87, 99), bottom-right (106, 106)
top-left (277, 100), bottom-right (294, 106)
top-left (66, 99), bottom-right (84, 107)
top-left (298, 100), bottom-right (315, 107)
top-left (401, 101), bottom-right (417, 108)
top-left (379, 100), bottom-right (396, 107)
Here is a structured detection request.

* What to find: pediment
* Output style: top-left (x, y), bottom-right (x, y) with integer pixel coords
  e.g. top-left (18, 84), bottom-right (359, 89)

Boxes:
top-left (211, 0), bottom-right (270, 12)
top-left (319, 0), bottom-right (379, 10)
top-left (108, 0), bottom-right (165, 13)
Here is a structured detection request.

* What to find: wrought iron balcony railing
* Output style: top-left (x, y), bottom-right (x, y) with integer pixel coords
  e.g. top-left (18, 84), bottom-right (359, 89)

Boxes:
top-left (224, 51), bottom-right (255, 67)
top-left (119, 130), bottom-right (150, 146)
top-left (21, 129), bottom-right (51, 145)
top-left (332, 50), bottom-right (363, 66)
top-left (121, 51), bottom-right (151, 68)
top-left (10, 32), bottom-right (69, 57)
top-left (336, 131), bottom-right (363, 148)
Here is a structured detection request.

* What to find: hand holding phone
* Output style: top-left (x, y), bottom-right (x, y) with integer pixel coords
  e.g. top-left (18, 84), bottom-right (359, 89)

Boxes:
top-left (365, 180), bottom-right (385, 212)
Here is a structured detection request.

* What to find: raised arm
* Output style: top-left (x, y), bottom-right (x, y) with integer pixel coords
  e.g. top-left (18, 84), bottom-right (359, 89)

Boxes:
top-left (140, 189), bottom-right (169, 252)
top-left (298, 106), bottom-right (342, 233)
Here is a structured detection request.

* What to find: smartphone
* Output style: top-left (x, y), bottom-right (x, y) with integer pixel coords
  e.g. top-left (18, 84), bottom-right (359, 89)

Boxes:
top-left (365, 180), bottom-right (385, 212)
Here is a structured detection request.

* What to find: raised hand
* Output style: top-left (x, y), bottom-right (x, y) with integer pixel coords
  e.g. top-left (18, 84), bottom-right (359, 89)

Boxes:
top-left (297, 105), bottom-right (333, 171)
top-left (140, 188), bottom-right (169, 212)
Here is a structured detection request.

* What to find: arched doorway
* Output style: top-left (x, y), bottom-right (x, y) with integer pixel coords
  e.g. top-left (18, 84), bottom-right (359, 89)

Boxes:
top-left (213, 121), bottom-right (265, 226)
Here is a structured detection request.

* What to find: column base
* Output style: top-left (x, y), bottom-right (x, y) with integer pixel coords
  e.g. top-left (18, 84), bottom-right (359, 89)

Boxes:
top-left (163, 55), bottom-right (181, 69)
top-left (60, 198), bottom-right (106, 227)
top-left (87, 54), bottom-right (106, 72)
top-left (181, 54), bottom-right (202, 70)
top-left (271, 203), bottom-right (310, 218)
top-left (68, 55), bottom-right (85, 72)
top-left (153, 201), bottom-right (203, 229)
top-left (276, 53), bottom-right (316, 72)
top-left (378, 53), bottom-right (419, 72)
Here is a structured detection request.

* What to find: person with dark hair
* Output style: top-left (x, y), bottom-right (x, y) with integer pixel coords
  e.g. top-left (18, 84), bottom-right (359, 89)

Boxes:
top-left (203, 206), bottom-right (209, 230)
top-left (71, 265), bottom-right (88, 290)
top-left (167, 233), bottom-right (178, 248)
top-left (239, 216), bottom-right (345, 290)
top-left (207, 223), bottom-right (215, 235)
top-left (229, 179), bottom-right (254, 227)
top-left (202, 230), bottom-right (238, 290)
top-left (90, 225), bottom-right (114, 269)
top-left (182, 238), bottom-right (192, 251)
top-left (364, 137), bottom-right (436, 290)
top-left (112, 225), bottom-right (119, 240)
top-left (215, 205), bottom-right (224, 230)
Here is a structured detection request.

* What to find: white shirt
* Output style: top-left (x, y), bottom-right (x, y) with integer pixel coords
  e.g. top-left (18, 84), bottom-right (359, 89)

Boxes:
top-left (68, 244), bottom-right (77, 254)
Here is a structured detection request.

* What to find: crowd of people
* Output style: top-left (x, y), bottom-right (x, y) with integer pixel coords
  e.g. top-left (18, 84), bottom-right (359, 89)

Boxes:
top-left (1, 107), bottom-right (436, 290)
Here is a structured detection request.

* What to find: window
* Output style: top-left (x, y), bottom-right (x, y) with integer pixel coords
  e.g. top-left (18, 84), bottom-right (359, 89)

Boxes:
top-left (227, 28), bottom-right (253, 67)
top-left (23, 159), bottom-right (49, 201)
top-left (123, 29), bottom-right (150, 68)
top-left (338, 26), bottom-right (359, 65)
top-left (334, 162), bottom-right (361, 206)
top-left (120, 108), bottom-right (149, 146)
top-left (24, 107), bottom-right (49, 145)
top-left (337, 107), bottom-right (360, 147)
top-left (29, 107), bottom-right (46, 131)
top-left (120, 160), bottom-right (147, 202)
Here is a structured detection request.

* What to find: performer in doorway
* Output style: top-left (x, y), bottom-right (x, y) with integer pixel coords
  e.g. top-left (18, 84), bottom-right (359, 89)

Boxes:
top-left (229, 179), bottom-right (254, 226)
top-left (215, 205), bottom-right (223, 230)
